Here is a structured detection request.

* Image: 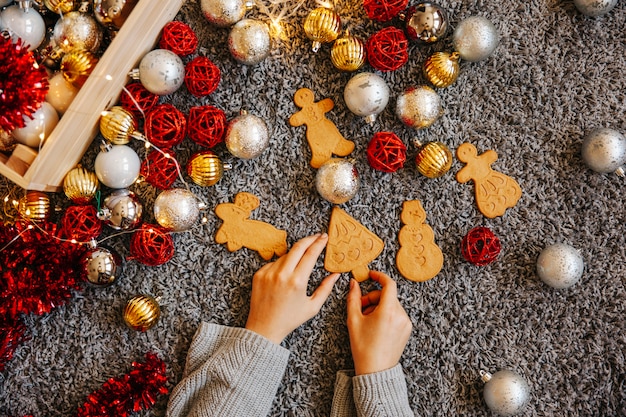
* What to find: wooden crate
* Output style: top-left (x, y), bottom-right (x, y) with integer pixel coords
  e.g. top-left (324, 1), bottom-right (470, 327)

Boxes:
top-left (0, 0), bottom-right (185, 192)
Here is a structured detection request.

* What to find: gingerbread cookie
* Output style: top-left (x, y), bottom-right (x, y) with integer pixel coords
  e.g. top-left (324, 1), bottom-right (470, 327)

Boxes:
top-left (396, 200), bottom-right (443, 282)
top-left (325, 207), bottom-right (384, 282)
top-left (215, 192), bottom-right (287, 260)
top-left (456, 143), bottom-right (522, 218)
top-left (289, 88), bottom-right (355, 168)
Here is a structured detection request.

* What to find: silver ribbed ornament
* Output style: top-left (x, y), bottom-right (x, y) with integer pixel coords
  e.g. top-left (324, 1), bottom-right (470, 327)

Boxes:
top-left (316, 159), bottom-right (359, 204)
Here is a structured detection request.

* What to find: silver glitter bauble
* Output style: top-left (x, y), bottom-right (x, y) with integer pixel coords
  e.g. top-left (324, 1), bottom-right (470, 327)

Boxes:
top-left (581, 127), bottom-right (626, 175)
top-left (316, 158), bottom-right (359, 204)
top-left (396, 85), bottom-right (443, 129)
top-left (153, 188), bottom-right (201, 232)
top-left (81, 246), bottom-right (123, 287)
top-left (536, 243), bottom-right (584, 289)
top-left (452, 16), bottom-right (499, 62)
top-left (52, 11), bottom-right (103, 53)
top-left (136, 49), bottom-right (185, 95)
top-left (573, 0), bottom-right (617, 16)
top-left (403, 2), bottom-right (448, 43)
top-left (228, 18), bottom-right (271, 65)
top-left (225, 111), bottom-right (270, 159)
top-left (201, 0), bottom-right (248, 27)
top-left (481, 369), bottom-right (530, 416)
top-left (100, 189), bottom-right (143, 231)
top-left (343, 72), bottom-right (390, 123)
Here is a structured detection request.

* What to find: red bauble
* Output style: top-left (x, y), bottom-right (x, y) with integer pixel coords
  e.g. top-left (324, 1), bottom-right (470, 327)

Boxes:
top-left (60, 204), bottom-right (103, 242)
top-left (366, 27), bottom-right (409, 72)
top-left (140, 148), bottom-right (179, 190)
top-left (362, 0), bottom-right (408, 22)
top-left (144, 103), bottom-right (187, 148)
top-left (129, 224), bottom-right (175, 266)
top-left (158, 20), bottom-right (198, 56)
top-left (185, 56), bottom-right (221, 97)
top-left (461, 226), bottom-right (501, 266)
top-left (367, 131), bottom-right (407, 173)
top-left (120, 82), bottom-right (159, 120)
top-left (187, 105), bottom-right (227, 148)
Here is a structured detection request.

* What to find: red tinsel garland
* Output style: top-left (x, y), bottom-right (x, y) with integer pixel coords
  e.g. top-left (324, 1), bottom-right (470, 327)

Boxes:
top-left (461, 226), bottom-right (501, 266)
top-left (185, 56), bottom-right (221, 97)
top-left (362, 0), bottom-right (408, 22)
top-left (0, 310), bottom-right (26, 372)
top-left (187, 105), bottom-right (227, 148)
top-left (144, 103), bottom-right (187, 148)
top-left (159, 20), bottom-right (198, 56)
top-left (367, 131), bottom-right (407, 173)
top-left (366, 27), bottom-right (409, 72)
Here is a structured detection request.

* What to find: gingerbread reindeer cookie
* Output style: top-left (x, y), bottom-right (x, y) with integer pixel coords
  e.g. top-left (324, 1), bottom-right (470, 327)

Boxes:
top-left (289, 88), bottom-right (355, 168)
top-left (215, 192), bottom-right (287, 260)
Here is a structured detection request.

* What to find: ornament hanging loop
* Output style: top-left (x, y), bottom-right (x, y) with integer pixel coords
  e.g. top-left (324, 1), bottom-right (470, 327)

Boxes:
top-left (479, 370), bottom-right (492, 383)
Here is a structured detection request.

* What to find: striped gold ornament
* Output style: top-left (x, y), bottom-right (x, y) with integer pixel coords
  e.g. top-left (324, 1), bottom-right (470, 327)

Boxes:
top-left (331, 32), bottom-right (366, 72)
top-left (187, 150), bottom-right (231, 187)
top-left (304, 7), bottom-right (342, 52)
top-left (44, 0), bottom-right (76, 14)
top-left (99, 106), bottom-right (139, 145)
top-left (423, 51), bottom-right (460, 88)
top-left (415, 141), bottom-right (453, 178)
top-left (61, 49), bottom-right (99, 88)
top-left (18, 190), bottom-right (51, 222)
top-left (123, 295), bottom-right (161, 331)
top-left (63, 165), bottom-right (99, 204)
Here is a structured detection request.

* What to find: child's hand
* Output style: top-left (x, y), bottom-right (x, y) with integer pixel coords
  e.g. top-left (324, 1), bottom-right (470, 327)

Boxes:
top-left (245, 233), bottom-right (340, 344)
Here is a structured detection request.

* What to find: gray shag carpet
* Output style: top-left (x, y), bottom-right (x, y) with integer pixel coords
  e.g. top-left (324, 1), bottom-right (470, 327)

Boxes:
top-left (2, 0), bottom-right (626, 415)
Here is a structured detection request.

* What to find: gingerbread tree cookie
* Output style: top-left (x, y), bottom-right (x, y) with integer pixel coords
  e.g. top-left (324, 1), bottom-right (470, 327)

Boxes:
top-left (456, 143), bottom-right (522, 218)
top-left (289, 88), bottom-right (355, 168)
top-left (396, 200), bottom-right (443, 282)
top-left (325, 207), bottom-right (384, 282)
top-left (215, 192), bottom-right (287, 260)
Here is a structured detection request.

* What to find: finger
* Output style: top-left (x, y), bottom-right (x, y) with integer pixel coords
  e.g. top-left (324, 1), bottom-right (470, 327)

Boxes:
top-left (309, 273), bottom-right (340, 312)
top-left (361, 290), bottom-right (381, 309)
top-left (369, 270), bottom-right (398, 306)
top-left (276, 233), bottom-right (322, 272)
top-left (346, 279), bottom-right (363, 319)
top-left (253, 261), bottom-right (275, 278)
top-left (293, 233), bottom-right (329, 276)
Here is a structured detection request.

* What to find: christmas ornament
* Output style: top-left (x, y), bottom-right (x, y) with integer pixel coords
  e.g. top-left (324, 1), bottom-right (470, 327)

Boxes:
top-left (129, 224), bottom-right (175, 266)
top-left (185, 56), bottom-right (221, 96)
top-left (228, 18), bottom-right (271, 65)
top-left (94, 142), bottom-right (141, 189)
top-left (123, 294), bottom-right (161, 331)
top-left (93, 0), bottom-right (138, 30)
top-left (0, 4), bottom-right (46, 51)
top-left (366, 131), bottom-right (407, 173)
top-left (330, 32), bottom-right (366, 72)
top-left (187, 150), bottom-right (230, 186)
top-left (63, 165), bottom-right (99, 204)
top-left (144, 103), bottom-right (187, 148)
top-left (132, 49), bottom-right (185, 95)
top-left (60, 204), bottom-right (103, 242)
top-left (580, 127), bottom-right (626, 175)
top-left (402, 2), bottom-right (448, 43)
top-left (225, 110), bottom-right (270, 159)
top-left (461, 226), bottom-right (501, 266)
top-left (60, 49), bottom-right (98, 88)
top-left (159, 20), bottom-right (198, 56)
top-left (344, 72), bottom-right (390, 123)
top-left (140, 148), bottom-right (179, 190)
top-left (187, 105), bottom-right (227, 148)
top-left (303, 7), bottom-right (342, 52)
top-left (80, 245), bottom-right (122, 286)
top-left (414, 140), bottom-right (452, 178)
top-left (452, 16), bottom-right (499, 62)
top-left (99, 105), bottom-right (140, 145)
top-left (17, 190), bottom-right (50, 222)
top-left (423, 51), bottom-right (460, 88)
top-left (480, 369), bottom-right (530, 416)
top-left (366, 27), bottom-right (409, 72)
top-left (536, 243), bottom-right (584, 289)
top-left (0, 128), bottom-right (16, 152)
top-left (362, 0), bottom-right (408, 22)
top-left (201, 0), bottom-right (250, 27)
top-left (396, 86), bottom-right (442, 130)
top-left (100, 188), bottom-right (143, 230)
top-left (153, 188), bottom-right (203, 232)
top-left (46, 72), bottom-right (79, 114)
top-left (315, 158), bottom-right (359, 204)
top-left (43, 0), bottom-right (76, 14)
top-left (51, 10), bottom-right (103, 54)
top-left (573, 0), bottom-right (617, 16)
top-left (11, 102), bottom-right (59, 148)
top-left (120, 82), bottom-right (159, 119)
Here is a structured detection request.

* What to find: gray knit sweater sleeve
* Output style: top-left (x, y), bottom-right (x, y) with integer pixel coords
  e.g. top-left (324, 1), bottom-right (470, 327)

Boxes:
top-left (166, 322), bottom-right (290, 417)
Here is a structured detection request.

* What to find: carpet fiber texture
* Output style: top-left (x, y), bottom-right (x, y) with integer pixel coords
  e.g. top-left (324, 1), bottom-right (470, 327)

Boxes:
top-left (2, 0), bottom-right (626, 415)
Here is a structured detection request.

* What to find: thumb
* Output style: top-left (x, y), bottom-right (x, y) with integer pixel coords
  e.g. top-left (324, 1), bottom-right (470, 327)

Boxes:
top-left (309, 273), bottom-right (340, 311)
top-left (346, 279), bottom-right (363, 318)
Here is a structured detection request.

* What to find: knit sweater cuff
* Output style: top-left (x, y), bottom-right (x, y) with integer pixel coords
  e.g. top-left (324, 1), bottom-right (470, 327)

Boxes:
top-left (330, 370), bottom-right (357, 417)
top-left (353, 364), bottom-right (413, 417)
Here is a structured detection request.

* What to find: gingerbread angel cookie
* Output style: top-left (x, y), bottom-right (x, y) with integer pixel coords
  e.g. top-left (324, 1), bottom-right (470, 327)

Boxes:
top-left (289, 88), bottom-right (355, 168)
top-left (215, 192), bottom-right (287, 260)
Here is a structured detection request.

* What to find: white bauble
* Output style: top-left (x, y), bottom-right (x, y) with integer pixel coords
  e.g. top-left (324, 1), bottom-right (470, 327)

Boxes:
top-left (344, 72), bottom-right (390, 123)
top-left (137, 49), bottom-right (185, 95)
top-left (46, 72), bottom-right (79, 114)
top-left (0, 5), bottom-right (46, 51)
top-left (12, 102), bottom-right (59, 148)
top-left (94, 143), bottom-right (141, 189)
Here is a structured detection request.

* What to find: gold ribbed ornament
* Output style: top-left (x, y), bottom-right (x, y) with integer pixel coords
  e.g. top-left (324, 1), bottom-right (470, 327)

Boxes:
top-left (123, 295), bottom-right (161, 331)
top-left (61, 50), bottom-right (99, 88)
top-left (304, 7), bottom-right (342, 52)
top-left (63, 165), bottom-right (99, 204)
top-left (99, 106), bottom-right (139, 145)
top-left (423, 51), bottom-right (460, 88)
top-left (18, 191), bottom-right (51, 222)
top-left (331, 32), bottom-right (366, 72)
top-left (187, 150), bottom-right (230, 187)
top-left (44, 0), bottom-right (76, 14)
top-left (415, 141), bottom-right (453, 178)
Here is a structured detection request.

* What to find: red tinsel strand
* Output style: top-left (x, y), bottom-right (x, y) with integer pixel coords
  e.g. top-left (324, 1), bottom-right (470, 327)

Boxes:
top-left (366, 131), bottom-right (407, 173)
top-left (366, 27), bottom-right (409, 72)
top-left (120, 82), bottom-right (159, 121)
top-left (0, 310), bottom-right (27, 372)
top-left (144, 103), bottom-right (187, 148)
top-left (185, 56), bottom-right (221, 97)
top-left (159, 20), bottom-right (198, 56)
top-left (362, 0), bottom-right (408, 22)
top-left (140, 148), bottom-right (179, 190)
top-left (461, 226), bottom-right (501, 266)
top-left (60, 205), bottom-right (103, 242)
top-left (128, 224), bottom-right (174, 266)
top-left (187, 105), bottom-right (227, 148)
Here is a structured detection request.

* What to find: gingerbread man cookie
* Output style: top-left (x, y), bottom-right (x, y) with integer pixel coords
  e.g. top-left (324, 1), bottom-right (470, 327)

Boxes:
top-left (215, 192), bottom-right (287, 260)
top-left (289, 88), bottom-right (355, 168)
top-left (456, 143), bottom-right (522, 218)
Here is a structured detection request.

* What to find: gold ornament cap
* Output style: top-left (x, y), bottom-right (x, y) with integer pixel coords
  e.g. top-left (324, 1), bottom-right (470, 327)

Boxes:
top-left (99, 106), bottom-right (139, 145)
top-left (331, 32), bottom-right (366, 72)
top-left (415, 140), bottom-right (453, 178)
top-left (304, 7), bottom-right (342, 52)
top-left (123, 294), bottom-right (161, 331)
top-left (423, 51), bottom-right (460, 88)
top-left (63, 165), bottom-right (99, 204)
top-left (187, 150), bottom-right (231, 187)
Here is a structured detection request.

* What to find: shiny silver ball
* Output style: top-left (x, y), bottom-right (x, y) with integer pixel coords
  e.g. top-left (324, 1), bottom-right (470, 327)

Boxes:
top-left (228, 19), bottom-right (271, 65)
top-left (101, 189), bottom-right (143, 231)
top-left (536, 243), bottom-right (584, 289)
top-left (225, 111), bottom-right (270, 159)
top-left (316, 158), bottom-right (359, 204)
top-left (396, 85), bottom-right (443, 129)
top-left (343, 72), bottom-right (390, 123)
top-left (452, 16), bottom-right (499, 62)
top-left (573, 0), bottom-right (618, 16)
top-left (481, 369), bottom-right (530, 416)
top-left (581, 127), bottom-right (626, 175)
top-left (153, 188), bottom-right (201, 232)
top-left (201, 0), bottom-right (247, 27)
top-left (138, 49), bottom-right (185, 95)
top-left (81, 246), bottom-right (123, 287)
top-left (404, 2), bottom-right (448, 43)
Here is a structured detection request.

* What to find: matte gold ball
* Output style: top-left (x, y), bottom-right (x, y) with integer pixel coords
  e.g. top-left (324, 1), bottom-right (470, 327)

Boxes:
top-left (423, 51), bottom-right (460, 88)
top-left (304, 7), bottom-right (342, 52)
top-left (187, 150), bottom-right (228, 187)
top-left (123, 294), bottom-right (161, 331)
top-left (63, 165), bottom-right (99, 204)
top-left (99, 106), bottom-right (138, 145)
top-left (331, 32), bottom-right (366, 72)
top-left (18, 191), bottom-right (51, 222)
top-left (415, 141), bottom-right (452, 178)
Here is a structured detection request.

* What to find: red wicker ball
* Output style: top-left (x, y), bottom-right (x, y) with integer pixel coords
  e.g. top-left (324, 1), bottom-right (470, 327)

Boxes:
top-left (120, 82), bottom-right (159, 120)
top-left (185, 56), bottom-right (221, 97)
top-left (144, 103), bottom-right (187, 148)
top-left (129, 224), bottom-right (175, 266)
top-left (461, 226), bottom-right (501, 266)
top-left (366, 27), bottom-right (409, 72)
top-left (159, 20), bottom-right (198, 56)
top-left (367, 131), bottom-right (407, 173)
top-left (187, 105), bottom-right (227, 149)
top-left (60, 205), bottom-right (103, 242)
top-left (363, 0), bottom-right (408, 22)
top-left (140, 148), bottom-right (179, 190)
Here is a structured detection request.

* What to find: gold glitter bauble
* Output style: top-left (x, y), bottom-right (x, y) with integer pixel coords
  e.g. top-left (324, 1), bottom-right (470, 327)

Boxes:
top-left (63, 165), bottom-right (99, 204)
top-left (331, 32), bottom-right (366, 72)
top-left (18, 191), bottom-right (51, 222)
top-left (423, 51), bottom-right (460, 88)
top-left (123, 294), bottom-right (161, 332)
top-left (61, 50), bottom-right (99, 87)
top-left (304, 7), bottom-right (341, 52)
top-left (44, 0), bottom-right (76, 14)
top-left (52, 11), bottom-right (103, 54)
top-left (187, 150), bottom-right (229, 187)
top-left (415, 141), bottom-right (453, 178)
top-left (99, 106), bottom-right (138, 145)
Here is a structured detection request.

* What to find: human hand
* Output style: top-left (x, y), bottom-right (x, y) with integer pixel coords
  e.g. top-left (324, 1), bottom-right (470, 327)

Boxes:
top-left (346, 271), bottom-right (413, 375)
top-left (245, 233), bottom-right (340, 344)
